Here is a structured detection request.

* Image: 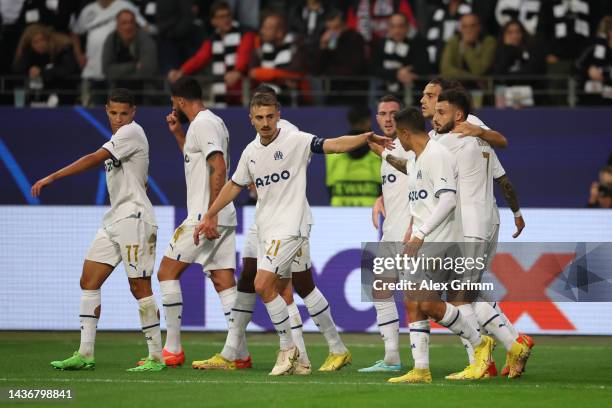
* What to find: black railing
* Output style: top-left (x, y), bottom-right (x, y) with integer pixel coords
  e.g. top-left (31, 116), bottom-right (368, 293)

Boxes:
top-left (0, 74), bottom-right (603, 108)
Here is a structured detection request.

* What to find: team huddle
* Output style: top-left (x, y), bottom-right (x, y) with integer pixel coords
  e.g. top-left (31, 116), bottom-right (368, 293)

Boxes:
top-left (31, 75), bottom-right (534, 382)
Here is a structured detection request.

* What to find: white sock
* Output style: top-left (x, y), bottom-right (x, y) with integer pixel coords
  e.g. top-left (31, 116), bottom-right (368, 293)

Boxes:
top-left (491, 301), bottom-right (520, 339)
top-left (287, 302), bottom-right (310, 365)
top-left (160, 280), bottom-right (182, 354)
top-left (374, 299), bottom-right (400, 365)
top-left (458, 304), bottom-right (478, 364)
top-left (78, 289), bottom-right (100, 358)
top-left (138, 295), bottom-right (163, 361)
top-left (220, 291), bottom-right (256, 361)
top-left (303, 288), bottom-right (347, 354)
top-left (265, 295), bottom-right (294, 351)
top-left (218, 286), bottom-right (250, 360)
top-left (474, 302), bottom-right (515, 350)
top-left (438, 303), bottom-right (481, 348)
top-left (409, 320), bottom-right (430, 369)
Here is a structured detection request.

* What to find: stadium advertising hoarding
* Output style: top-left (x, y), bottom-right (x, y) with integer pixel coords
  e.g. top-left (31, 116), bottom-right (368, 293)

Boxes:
top-left (1, 206), bottom-right (610, 334)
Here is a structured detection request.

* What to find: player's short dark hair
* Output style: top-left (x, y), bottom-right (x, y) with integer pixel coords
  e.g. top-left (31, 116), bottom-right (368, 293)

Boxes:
top-left (428, 77), bottom-right (465, 92)
top-left (377, 94), bottom-right (404, 109)
top-left (210, 0), bottom-right (231, 19)
top-left (394, 107), bottom-right (426, 133)
top-left (107, 88), bottom-right (135, 106)
top-left (250, 92), bottom-right (280, 110)
top-left (170, 77), bottom-right (202, 101)
top-left (438, 89), bottom-right (471, 120)
top-left (347, 105), bottom-right (371, 126)
top-left (253, 84), bottom-right (277, 97)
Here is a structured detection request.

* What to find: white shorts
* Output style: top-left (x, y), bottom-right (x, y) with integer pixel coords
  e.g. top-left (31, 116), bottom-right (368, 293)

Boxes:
top-left (245, 224), bottom-right (311, 274)
top-left (86, 217), bottom-right (157, 278)
top-left (164, 221), bottom-right (236, 275)
top-left (486, 224), bottom-right (499, 269)
top-left (258, 236), bottom-right (310, 278)
top-left (242, 223), bottom-right (258, 259)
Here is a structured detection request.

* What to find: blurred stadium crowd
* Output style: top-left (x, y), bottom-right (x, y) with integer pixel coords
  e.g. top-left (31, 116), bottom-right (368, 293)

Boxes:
top-left (1, 0), bottom-right (612, 107)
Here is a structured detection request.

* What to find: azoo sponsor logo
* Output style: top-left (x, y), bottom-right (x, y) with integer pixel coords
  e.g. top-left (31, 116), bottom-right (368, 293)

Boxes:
top-left (255, 170), bottom-right (290, 187)
top-left (382, 174), bottom-right (396, 185)
top-left (408, 189), bottom-right (428, 201)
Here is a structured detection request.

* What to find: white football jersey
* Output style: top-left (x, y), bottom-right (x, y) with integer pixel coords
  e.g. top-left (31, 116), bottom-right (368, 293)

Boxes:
top-left (406, 139), bottom-right (460, 242)
top-left (466, 114), bottom-right (507, 227)
top-left (101, 121), bottom-right (155, 227)
top-left (381, 142), bottom-right (414, 241)
top-left (429, 114), bottom-right (506, 239)
top-left (183, 110), bottom-right (236, 226)
top-left (432, 132), bottom-right (493, 240)
top-left (232, 127), bottom-right (315, 240)
top-left (248, 119), bottom-right (312, 237)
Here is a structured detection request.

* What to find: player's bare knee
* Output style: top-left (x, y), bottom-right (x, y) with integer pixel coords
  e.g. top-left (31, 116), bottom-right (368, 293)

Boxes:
top-left (292, 269), bottom-right (315, 298)
top-left (210, 269), bottom-right (236, 293)
top-left (419, 301), bottom-right (441, 319)
top-left (128, 278), bottom-right (152, 299)
top-left (278, 280), bottom-right (294, 304)
top-left (237, 273), bottom-right (256, 293)
top-left (157, 256), bottom-right (181, 281)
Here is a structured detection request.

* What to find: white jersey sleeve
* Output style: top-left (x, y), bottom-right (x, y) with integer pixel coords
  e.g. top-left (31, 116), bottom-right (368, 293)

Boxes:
top-left (430, 149), bottom-right (458, 197)
top-left (491, 150), bottom-right (506, 179)
top-left (467, 114), bottom-right (491, 130)
top-left (232, 147), bottom-right (254, 187)
top-left (102, 125), bottom-right (142, 161)
top-left (193, 118), bottom-right (224, 159)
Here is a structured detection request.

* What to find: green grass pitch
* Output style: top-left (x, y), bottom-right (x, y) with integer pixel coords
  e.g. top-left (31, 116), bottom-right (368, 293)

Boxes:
top-left (2, 331), bottom-right (612, 407)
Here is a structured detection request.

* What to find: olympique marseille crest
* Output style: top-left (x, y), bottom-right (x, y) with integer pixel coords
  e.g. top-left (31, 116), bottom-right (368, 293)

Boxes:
top-left (274, 150), bottom-right (284, 160)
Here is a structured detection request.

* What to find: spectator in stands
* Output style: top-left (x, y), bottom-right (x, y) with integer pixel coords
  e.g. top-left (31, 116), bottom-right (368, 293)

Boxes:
top-left (371, 12), bottom-right (431, 100)
top-left (588, 165), bottom-right (612, 209)
top-left (312, 9), bottom-right (366, 105)
top-left (102, 9), bottom-right (157, 103)
top-left (494, 0), bottom-right (542, 36)
top-left (167, 1), bottom-right (255, 106)
top-left (12, 23), bottom-right (79, 105)
top-left (492, 19), bottom-right (546, 107)
top-left (424, 0), bottom-right (473, 67)
top-left (440, 13), bottom-right (496, 80)
top-left (576, 15), bottom-right (612, 105)
top-left (340, 0), bottom-right (417, 42)
top-left (537, 0), bottom-right (610, 104)
top-left (249, 11), bottom-right (307, 103)
top-left (72, 0), bottom-right (146, 106)
top-left (196, 0), bottom-right (260, 32)
top-left (0, 0), bottom-right (27, 75)
top-left (156, 0), bottom-right (203, 75)
top-left (325, 105), bottom-right (381, 206)
top-left (288, 0), bottom-right (330, 48)
top-left (225, 0), bottom-right (260, 30)
top-left (132, 0), bottom-right (158, 31)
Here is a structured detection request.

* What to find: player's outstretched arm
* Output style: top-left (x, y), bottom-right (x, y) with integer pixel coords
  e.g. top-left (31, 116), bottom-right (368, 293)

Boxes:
top-left (194, 180), bottom-right (243, 244)
top-left (166, 111), bottom-right (186, 152)
top-left (322, 132), bottom-right (393, 154)
top-left (495, 174), bottom-right (525, 238)
top-left (368, 141), bottom-right (408, 175)
top-left (31, 148), bottom-right (111, 197)
top-left (455, 122), bottom-right (508, 148)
